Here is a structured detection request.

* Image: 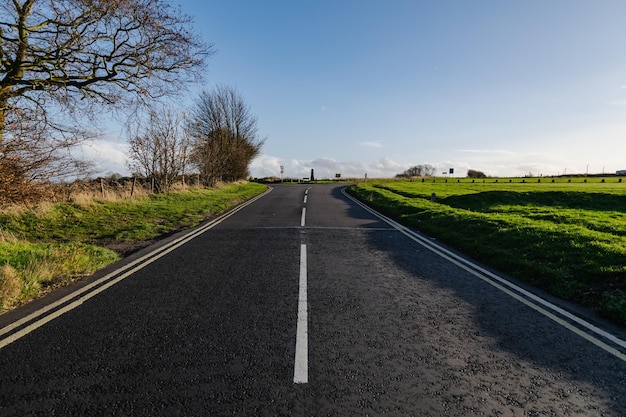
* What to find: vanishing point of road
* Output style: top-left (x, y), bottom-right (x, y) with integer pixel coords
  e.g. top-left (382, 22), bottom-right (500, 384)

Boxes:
top-left (1, 184), bottom-right (625, 416)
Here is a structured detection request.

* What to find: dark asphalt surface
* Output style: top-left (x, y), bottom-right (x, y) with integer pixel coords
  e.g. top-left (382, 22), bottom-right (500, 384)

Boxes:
top-left (0, 184), bottom-right (625, 416)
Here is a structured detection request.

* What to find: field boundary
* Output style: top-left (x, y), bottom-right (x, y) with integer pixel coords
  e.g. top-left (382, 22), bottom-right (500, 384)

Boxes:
top-left (342, 187), bottom-right (626, 363)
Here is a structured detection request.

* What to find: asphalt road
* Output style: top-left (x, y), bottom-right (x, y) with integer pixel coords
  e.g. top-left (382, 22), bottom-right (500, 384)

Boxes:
top-left (1, 184), bottom-right (625, 416)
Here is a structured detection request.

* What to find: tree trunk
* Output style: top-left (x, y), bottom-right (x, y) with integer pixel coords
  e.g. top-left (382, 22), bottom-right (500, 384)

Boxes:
top-left (0, 98), bottom-right (6, 149)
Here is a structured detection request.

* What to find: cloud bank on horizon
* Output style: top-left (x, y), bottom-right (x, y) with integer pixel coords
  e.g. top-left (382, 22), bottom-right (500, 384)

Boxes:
top-left (247, 150), bottom-right (613, 180)
top-left (81, 136), bottom-right (626, 180)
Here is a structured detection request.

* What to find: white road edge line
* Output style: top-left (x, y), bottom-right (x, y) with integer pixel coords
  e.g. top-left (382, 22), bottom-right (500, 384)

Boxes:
top-left (294, 242), bottom-right (309, 384)
top-left (0, 187), bottom-right (273, 350)
top-left (341, 187), bottom-right (626, 363)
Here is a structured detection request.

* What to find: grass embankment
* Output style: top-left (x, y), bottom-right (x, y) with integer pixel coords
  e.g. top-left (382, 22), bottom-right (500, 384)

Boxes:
top-left (0, 182), bottom-right (267, 311)
top-left (348, 178), bottom-right (626, 325)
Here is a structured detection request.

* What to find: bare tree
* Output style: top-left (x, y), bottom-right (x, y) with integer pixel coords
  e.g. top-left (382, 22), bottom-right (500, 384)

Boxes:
top-left (396, 164), bottom-right (436, 178)
top-left (0, 0), bottom-right (211, 202)
top-left (190, 86), bottom-right (264, 185)
top-left (0, 0), bottom-right (213, 146)
top-left (0, 104), bottom-right (95, 204)
top-left (467, 169), bottom-right (487, 178)
top-left (127, 106), bottom-right (192, 192)
top-left (423, 164), bottom-right (435, 176)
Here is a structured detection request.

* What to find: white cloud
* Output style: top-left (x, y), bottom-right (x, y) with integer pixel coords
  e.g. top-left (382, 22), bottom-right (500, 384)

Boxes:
top-left (77, 137), bottom-right (130, 176)
top-left (249, 154), bottom-right (410, 179)
top-left (249, 152), bottom-right (562, 180)
top-left (249, 154), bottom-right (282, 178)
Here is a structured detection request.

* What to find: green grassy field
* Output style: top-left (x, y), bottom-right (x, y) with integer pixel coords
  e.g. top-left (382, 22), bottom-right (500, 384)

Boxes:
top-left (348, 177), bottom-right (626, 325)
top-left (0, 182), bottom-right (267, 310)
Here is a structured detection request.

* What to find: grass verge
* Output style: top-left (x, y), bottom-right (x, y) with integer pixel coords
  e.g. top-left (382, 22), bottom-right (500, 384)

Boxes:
top-left (0, 182), bottom-right (267, 311)
top-left (348, 179), bottom-right (626, 325)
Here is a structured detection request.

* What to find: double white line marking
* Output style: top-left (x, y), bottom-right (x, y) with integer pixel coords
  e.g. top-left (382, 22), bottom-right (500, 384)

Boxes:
top-left (0, 188), bottom-right (272, 350)
top-left (342, 187), bottom-right (626, 363)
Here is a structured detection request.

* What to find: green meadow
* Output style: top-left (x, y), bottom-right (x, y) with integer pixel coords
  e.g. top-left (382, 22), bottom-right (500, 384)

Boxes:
top-left (348, 177), bottom-right (626, 325)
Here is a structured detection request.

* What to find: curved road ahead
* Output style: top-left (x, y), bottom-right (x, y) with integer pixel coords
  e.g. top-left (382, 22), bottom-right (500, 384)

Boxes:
top-left (1, 184), bottom-right (625, 416)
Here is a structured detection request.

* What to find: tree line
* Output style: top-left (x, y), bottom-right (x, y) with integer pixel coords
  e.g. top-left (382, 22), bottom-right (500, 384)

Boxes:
top-left (396, 165), bottom-right (487, 179)
top-left (127, 85), bottom-right (264, 192)
top-left (0, 0), bottom-right (262, 204)
top-left (395, 164), bottom-right (436, 178)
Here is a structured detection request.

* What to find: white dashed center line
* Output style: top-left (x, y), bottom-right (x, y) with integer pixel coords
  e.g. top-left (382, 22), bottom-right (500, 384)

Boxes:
top-left (294, 188), bottom-right (310, 383)
top-left (294, 239), bottom-right (308, 384)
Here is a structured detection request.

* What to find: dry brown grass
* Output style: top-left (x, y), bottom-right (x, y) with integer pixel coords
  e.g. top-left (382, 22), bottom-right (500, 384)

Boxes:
top-left (0, 228), bottom-right (19, 243)
top-left (0, 176), bottom-right (210, 211)
top-left (0, 264), bottom-right (22, 309)
top-left (59, 179), bottom-right (206, 206)
top-left (62, 180), bottom-right (150, 203)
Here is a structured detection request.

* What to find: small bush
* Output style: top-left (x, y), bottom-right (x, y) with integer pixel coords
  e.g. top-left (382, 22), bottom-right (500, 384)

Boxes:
top-left (598, 291), bottom-right (626, 325)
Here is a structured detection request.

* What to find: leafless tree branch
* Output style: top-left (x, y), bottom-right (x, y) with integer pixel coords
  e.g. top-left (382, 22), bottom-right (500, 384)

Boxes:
top-left (189, 86), bottom-right (264, 185)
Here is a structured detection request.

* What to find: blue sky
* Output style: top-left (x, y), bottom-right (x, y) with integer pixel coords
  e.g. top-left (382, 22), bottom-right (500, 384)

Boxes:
top-left (91, 0), bottom-right (626, 179)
